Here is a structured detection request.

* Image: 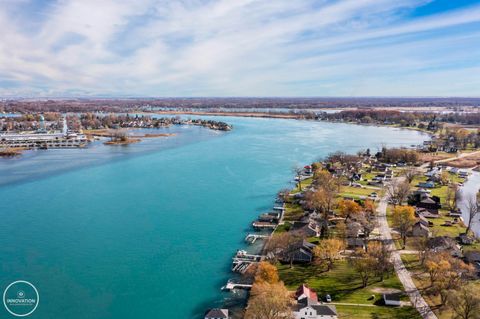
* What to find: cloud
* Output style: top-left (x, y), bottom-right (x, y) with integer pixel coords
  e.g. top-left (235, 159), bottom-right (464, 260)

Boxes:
top-left (0, 0), bottom-right (479, 97)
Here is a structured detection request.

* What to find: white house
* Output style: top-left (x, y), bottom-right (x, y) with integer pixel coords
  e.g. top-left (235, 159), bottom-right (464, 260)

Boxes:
top-left (293, 298), bottom-right (338, 319)
top-left (293, 285), bottom-right (338, 319)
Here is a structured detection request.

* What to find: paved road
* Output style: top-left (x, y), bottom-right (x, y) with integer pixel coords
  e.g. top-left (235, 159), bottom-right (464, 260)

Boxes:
top-left (433, 150), bottom-right (480, 164)
top-left (377, 196), bottom-right (438, 319)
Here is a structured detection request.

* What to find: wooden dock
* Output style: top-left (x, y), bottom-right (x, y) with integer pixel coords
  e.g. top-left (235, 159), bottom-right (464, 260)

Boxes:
top-left (223, 281), bottom-right (253, 291)
top-left (232, 250), bottom-right (264, 273)
top-left (252, 221), bottom-right (276, 229)
top-left (245, 234), bottom-right (268, 244)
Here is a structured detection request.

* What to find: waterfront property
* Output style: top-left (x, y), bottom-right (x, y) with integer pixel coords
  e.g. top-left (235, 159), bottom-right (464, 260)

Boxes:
top-left (0, 116), bottom-right (429, 319)
top-left (0, 131), bottom-right (88, 148)
top-left (293, 285), bottom-right (338, 319)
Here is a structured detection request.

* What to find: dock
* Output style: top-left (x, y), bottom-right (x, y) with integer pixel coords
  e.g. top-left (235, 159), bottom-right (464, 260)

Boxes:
top-left (222, 281), bottom-right (253, 291)
top-left (232, 250), bottom-right (264, 273)
top-left (245, 234), bottom-right (268, 244)
top-left (252, 221), bottom-right (277, 229)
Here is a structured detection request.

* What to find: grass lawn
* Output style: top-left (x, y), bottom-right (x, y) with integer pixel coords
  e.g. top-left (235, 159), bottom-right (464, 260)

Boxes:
top-left (283, 202), bottom-right (304, 221)
top-left (340, 186), bottom-right (373, 199)
top-left (411, 175), bottom-right (428, 186)
top-left (278, 260), bottom-right (421, 318)
top-left (337, 305), bottom-right (421, 319)
top-left (400, 254), bottom-right (455, 319)
top-left (430, 186), bottom-right (448, 206)
top-left (291, 177), bottom-right (313, 193)
top-left (429, 211), bottom-right (465, 237)
top-left (278, 260), bottom-right (407, 304)
top-left (358, 172), bottom-right (376, 186)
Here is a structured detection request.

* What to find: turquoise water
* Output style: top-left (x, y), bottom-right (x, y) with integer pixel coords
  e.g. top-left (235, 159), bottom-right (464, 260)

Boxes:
top-left (0, 117), bottom-right (428, 318)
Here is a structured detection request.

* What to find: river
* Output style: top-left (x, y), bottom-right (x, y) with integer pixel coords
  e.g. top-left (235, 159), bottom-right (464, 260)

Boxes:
top-left (0, 117), bottom-right (428, 318)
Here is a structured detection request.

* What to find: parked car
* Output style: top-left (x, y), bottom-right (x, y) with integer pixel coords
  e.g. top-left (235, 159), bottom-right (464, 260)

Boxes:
top-left (325, 294), bottom-right (332, 303)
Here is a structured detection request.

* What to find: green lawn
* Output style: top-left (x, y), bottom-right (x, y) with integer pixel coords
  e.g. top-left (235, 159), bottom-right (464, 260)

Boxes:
top-left (337, 305), bottom-right (421, 319)
top-left (429, 211), bottom-right (465, 237)
top-left (291, 177), bottom-right (313, 193)
top-left (278, 260), bottom-right (407, 304)
top-left (278, 260), bottom-right (421, 318)
top-left (283, 202), bottom-right (304, 221)
top-left (340, 186), bottom-right (374, 199)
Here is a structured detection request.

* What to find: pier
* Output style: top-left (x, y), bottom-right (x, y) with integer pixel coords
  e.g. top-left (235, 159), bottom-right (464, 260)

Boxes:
top-left (232, 250), bottom-right (264, 273)
top-left (245, 234), bottom-right (268, 244)
top-left (252, 221), bottom-right (276, 229)
top-left (222, 281), bottom-right (253, 291)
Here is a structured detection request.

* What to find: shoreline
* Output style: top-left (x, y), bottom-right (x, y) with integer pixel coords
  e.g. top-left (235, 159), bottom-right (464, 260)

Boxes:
top-left (146, 110), bottom-right (435, 135)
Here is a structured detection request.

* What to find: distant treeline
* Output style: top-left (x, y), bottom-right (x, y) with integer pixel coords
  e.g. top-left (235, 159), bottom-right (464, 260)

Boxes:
top-left (2, 97), bottom-right (480, 113)
top-left (320, 109), bottom-right (480, 126)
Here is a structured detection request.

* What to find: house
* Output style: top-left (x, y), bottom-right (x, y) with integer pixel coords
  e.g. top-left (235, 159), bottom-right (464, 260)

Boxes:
top-left (293, 285), bottom-right (338, 319)
top-left (291, 221), bottom-right (321, 238)
top-left (427, 236), bottom-right (463, 258)
top-left (347, 221), bottom-right (363, 238)
top-left (449, 167), bottom-right (459, 175)
top-left (383, 293), bottom-right (401, 306)
top-left (412, 188), bottom-right (431, 197)
top-left (415, 207), bottom-right (439, 219)
top-left (293, 300), bottom-right (338, 319)
top-left (459, 233), bottom-right (475, 245)
top-left (280, 240), bottom-right (316, 264)
top-left (296, 284), bottom-right (318, 301)
top-left (412, 222), bottom-right (430, 237)
top-left (417, 215), bottom-right (430, 227)
top-left (416, 197), bottom-right (440, 213)
top-left (417, 181), bottom-right (435, 188)
top-left (459, 170), bottom-right (469, 178)
top-left (304, 165), bottom-right (313, 175)
top-left (347, 238), bottom-right (366, 250)
top-left (464, 251), bottom-right (480, 277)
top-left (204, 308), bottom-right (229, 319)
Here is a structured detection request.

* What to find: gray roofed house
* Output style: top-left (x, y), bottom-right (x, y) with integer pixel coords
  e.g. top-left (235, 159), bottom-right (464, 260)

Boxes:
top-left (412, 222), bottom-right (430, 237)
top-left (204, 308), bottom-right (229, 319)
top-left (428, 236), bottom-right (462, 258)
top-left (291, 221), bottom-right (321, 238)
top-left (292, 286), bottom-right (338, 319)
top-left (293, 293), bottom-right (338, 319)
top-left (464, 251), bottom-right (480, 277)
top-left (280, 240), bottom-right (316, 264)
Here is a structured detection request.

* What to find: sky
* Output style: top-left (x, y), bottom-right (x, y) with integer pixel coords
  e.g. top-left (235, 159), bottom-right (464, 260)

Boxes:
top-left (0, 0), bottom-right (479, 97)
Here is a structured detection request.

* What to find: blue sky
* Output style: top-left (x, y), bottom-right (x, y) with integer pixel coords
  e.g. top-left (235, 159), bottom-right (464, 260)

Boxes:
top-left (0, 0), bottom-right (479, 97)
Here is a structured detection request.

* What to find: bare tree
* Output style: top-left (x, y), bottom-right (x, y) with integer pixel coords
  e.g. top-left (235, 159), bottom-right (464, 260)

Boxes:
top-left (445, 183), bottom-right (460, 211)
top-left (292, 165), bottom-right (304, 191)
top-left (465, 195), bottom-right (479, 235)
top-left (265, 232), bottom-right (300, 268)
top-left (446, 284), bottom-right (480, 319)
top-left (386, 179), bottom-right (411, 206)
top-left (401, 167), bottom-right (419, 184)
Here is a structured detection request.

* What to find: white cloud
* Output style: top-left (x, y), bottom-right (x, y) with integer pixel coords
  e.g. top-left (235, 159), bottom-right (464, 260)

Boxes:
top-left (0, 0), bottom-right (479, 96)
